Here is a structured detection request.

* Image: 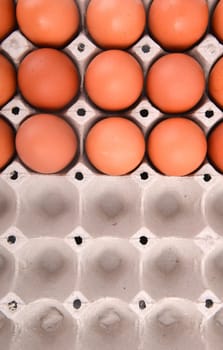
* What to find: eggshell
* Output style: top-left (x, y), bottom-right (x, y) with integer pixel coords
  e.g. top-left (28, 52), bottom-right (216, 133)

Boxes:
top-left (85, 50), bottom-right (143, 111)
top-left (18, 49), bottom-right (79, 110)
top-left (0, 117), bottom-right (15, 170)
top-left (208, 122), bottom-right (223, 173)
top-left (146, 53), bottom-right (205, 114)
top-left (86, 0), bottom-right (146, 48)
top-left (212, 0), bottom-right (223, 43)
top-left (16, 114), bottom-right (78, 174)
top-left (148, 0), bottom-right (209, 51)
top-left (0, 0), bottom-right (16, 42)
top-left (85, 117), bottom-right (145, 175)
top-left (0, 54), bottom-right (16, 107)
top-left (208, 56), bottom-right (223, 109)
top-left (147, 117), bottom-right (207, 176)
top-left (16, 0), bottom-right (80, 47)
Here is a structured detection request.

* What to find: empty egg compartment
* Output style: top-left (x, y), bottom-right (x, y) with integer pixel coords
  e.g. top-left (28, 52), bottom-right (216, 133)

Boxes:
top-left (142, 176), bottom-right (205, 237)
top-left (77, 237), bottom-right (140, 301)
top-left (1, 0), bottom-right (223, 349)
top-left (78, 298), bottom-right (140, 350)
top-left (142, 238), bottom-right (204, 300)
top-left (10, 299), bottom-right (78, 350)
top-left (0, 309), bottom-right (14, 350)
top-left (15, 175), bottom-right (80, 238)
top-left (13, 237), bottom-right (78, 302)
top-left (143, 298), bottom-right (205, 350)
top-left (80, 176), bottom-right (142, 237)
top-left (204, 304), bottom-right (223, 350)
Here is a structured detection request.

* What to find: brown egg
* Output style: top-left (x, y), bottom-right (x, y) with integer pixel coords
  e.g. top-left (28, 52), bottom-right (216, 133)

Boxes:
top-left (16, 0), bottom-right (80, 47)
top-left (212, 0), bottom-right (223, 43)
top-left (85, 50), bottom-right (143, 111)
top-left (147, 118), bottom-right (207, 176)
top-left (208, 122), bottom-right (223, 173)
top-left (86, 0), bottom-right (146, 48)
top-left (148, 0), bottom-right (209, 51)
top-left (0, 117), bottom-right (15, 170)
top-left (16, 114), bottom-right (78, 174)
top-left (208, 56), bottom-right (223, 109)
top-left (0, 54), bottom-right (16, 107)
top-left (146, 54), bottom-right (205, 114)
top-left (18, 48), bottom-right (79, 110)
top-left (85, 117), bottom-right (145, 175)
top-left (0, 0), bottom-right (16, 42)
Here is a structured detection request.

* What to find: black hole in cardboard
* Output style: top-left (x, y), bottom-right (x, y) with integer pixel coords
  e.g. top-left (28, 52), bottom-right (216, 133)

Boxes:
top-left (205, 110), bottom-right (214, 118)
top-left (7, 235), bottom-right (16, 244)
top-left (73, 299), bottom-right (81, 309)
top-left (139, 300), bottom-right (146, 309)
top-left (139, 236), bottom-right (148, 245)
top-left (10, 171), bottom-right (18, 180)
top-left (11, 107), bottom-right (20, 115)
top-left (78, 43), bottom-right (85, 52)
top-left (142, 45), bottom-right (150, 53)
top-left (75, 172), bottom-right (84, 181)
top-left (74, 236), bottom-right (83, 245)
top-left (140, 109), bottom-right (149, 117)
top-left (205, 299), bottom-right (214, 308)
top-left (8, 300), bottom-right (17, 311)
top-left (77, 108), bottom-right (86, 116)
top-left (140, 172), bottom-right (149, 180)
top-left (203, 174), bottom-right (212, 182)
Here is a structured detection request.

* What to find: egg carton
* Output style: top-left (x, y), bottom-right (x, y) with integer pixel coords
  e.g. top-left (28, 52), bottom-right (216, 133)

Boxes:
top-left (1, 0), bottom-right (223, 349)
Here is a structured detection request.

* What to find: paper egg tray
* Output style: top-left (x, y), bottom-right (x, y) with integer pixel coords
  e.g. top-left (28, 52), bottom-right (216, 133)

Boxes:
top-left (1, 0), bottom-right (223, 349)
